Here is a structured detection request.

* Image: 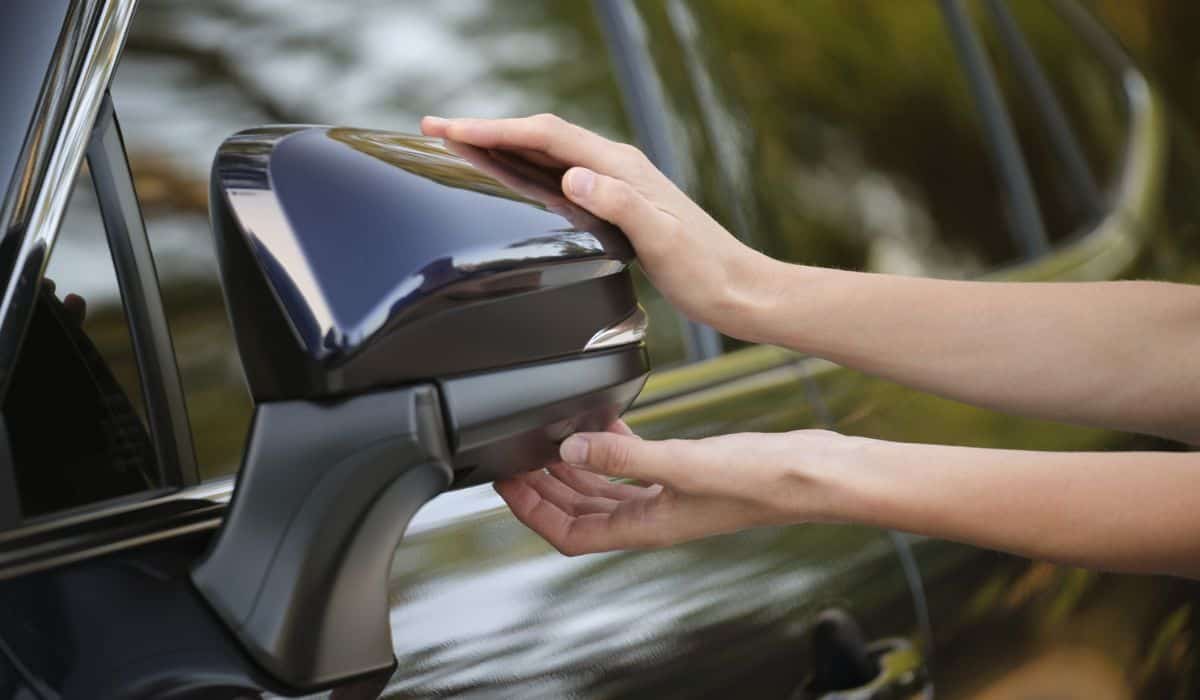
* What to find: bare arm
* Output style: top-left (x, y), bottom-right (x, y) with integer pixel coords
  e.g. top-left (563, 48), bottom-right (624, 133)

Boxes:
top-left (422, 114), bottom-right (1200, 443)
top-left (494, 423), bottom-right (1200, 580)
top-left (839, 438), bottom-right (1200, 578)
top-left (751, 267), bottom-right (1200, 444)
top-left (422, 114), bottom-right (1200, 577)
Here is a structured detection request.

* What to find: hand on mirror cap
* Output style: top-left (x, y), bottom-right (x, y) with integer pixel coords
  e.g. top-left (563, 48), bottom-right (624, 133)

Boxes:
top-left (421, 114), bottom-right (780, 343)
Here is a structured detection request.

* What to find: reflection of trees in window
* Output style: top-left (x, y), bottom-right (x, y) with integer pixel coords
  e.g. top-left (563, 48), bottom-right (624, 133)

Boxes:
top-left (652, 1), bottom-right (1129, 274)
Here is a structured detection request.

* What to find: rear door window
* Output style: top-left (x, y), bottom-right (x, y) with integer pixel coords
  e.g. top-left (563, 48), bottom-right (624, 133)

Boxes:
top-left (979, 0), bottom-right (1127, 245)
top-left (642, 0), bottom-right (1128, 277)
top-left (4, 166), bottom-right (155, 520)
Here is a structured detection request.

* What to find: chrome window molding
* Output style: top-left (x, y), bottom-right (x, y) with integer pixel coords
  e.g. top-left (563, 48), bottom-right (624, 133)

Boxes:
top-left (89, 92), bottom-right (200, 485)
top-left (0, 476), bottom-right (229, 581)
top-left (0, 0), bottom-right (138, 398)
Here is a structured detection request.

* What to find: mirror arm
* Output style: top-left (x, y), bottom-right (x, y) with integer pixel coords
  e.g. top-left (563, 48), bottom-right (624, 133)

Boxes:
top-left (192, 385), bottom-right (453, 691)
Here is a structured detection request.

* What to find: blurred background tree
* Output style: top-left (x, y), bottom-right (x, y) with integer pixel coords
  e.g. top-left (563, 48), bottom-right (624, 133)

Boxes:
top-left (57, 0), bottom-right (1200, 478)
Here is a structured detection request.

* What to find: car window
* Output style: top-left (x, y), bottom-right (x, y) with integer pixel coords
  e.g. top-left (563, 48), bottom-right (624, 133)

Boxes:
top-left (645, 0), bottom-right (1128, 279)
top-left (0, 649), bottom-right (36, 700)
top-left (979, 0), bottom-right (1127, 245)
top-left (3, 166), bottom-right (156, 520)
top-left (113, 0), bottom-right (689, 480)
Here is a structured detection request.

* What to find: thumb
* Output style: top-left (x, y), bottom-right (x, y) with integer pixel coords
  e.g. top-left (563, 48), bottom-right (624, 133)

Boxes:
top-left (560, 432), bottom-right (681, 485)
top-left (562, 167), bottom-right (678, 247)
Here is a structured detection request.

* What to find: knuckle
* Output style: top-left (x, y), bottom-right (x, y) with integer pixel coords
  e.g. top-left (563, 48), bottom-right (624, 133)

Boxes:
top-left (604, 179), bottom-right (637, 211)
top-left (598, 438), bottom-right (634, 477)
top-left (617, 142), bottom-right (649, 168)
top-left (562, 493), bottom-right (585, 517)
top-left (532, 112), bottom-right (564, 131)
top-left (619, 141), bottom-right (648, 160)
top-left (642, 213), bottom-right (685, 258)
top-left (520, 126), bottom-right (549, 150)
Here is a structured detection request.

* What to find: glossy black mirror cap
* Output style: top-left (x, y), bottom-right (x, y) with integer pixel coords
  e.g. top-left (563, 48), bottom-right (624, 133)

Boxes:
top-left (209, 126), bottom-right (639, 402)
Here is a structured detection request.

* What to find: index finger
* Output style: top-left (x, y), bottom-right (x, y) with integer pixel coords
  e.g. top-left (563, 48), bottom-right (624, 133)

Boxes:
top-left (440, 114), bottom-right (628, 175)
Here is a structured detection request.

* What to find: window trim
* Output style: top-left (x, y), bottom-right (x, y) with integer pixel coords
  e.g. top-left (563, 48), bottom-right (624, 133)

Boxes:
top-left (0, 0), bottom-right (142, 528)
top-left (0, 0), bottom-right (197, 532)
top-left (87, 92), bottom-right (199, 486)
top-left (0, 0), bottom-right (138, 404)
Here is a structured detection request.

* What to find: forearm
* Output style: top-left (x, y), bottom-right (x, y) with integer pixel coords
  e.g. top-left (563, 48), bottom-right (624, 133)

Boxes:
top-left (819, 437), bottom-right (1200, 578)
top-left (745, 262), bottom-right (1200, 443)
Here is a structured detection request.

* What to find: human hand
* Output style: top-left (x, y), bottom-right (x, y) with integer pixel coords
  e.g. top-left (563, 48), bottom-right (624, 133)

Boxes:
top-left (493, 420), bottom-right (852, 555)
top-left (421, 114), bottom-right (781, 342)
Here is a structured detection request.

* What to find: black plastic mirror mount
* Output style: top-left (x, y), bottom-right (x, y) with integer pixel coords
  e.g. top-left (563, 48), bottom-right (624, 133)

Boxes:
top-left (192, 126), bottom-right (650, 692)
top-left (192, 385), bottom-right (452, 689)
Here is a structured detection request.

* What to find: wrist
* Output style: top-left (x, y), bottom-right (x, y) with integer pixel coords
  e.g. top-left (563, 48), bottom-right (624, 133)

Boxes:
top-left (770, 430), bottom-right (879, 524)
top-left (820, 437), bottom-right (935, 533)
top-left (730, 256), bottom-right (825, 348)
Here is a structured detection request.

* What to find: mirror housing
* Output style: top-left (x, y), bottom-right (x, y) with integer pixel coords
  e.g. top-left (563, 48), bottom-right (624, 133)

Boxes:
top-left (194, 127), bottom-right (649, 691)
top-left (210, 126), bottom-right (639, 402)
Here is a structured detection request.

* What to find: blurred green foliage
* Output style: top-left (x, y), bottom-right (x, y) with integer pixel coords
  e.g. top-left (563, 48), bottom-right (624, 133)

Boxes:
top-left (49, 0), bottom-right (1200, 483)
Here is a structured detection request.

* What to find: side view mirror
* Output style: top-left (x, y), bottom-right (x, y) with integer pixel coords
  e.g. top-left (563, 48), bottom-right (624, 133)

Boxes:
top-left (192, 127), bottom-right (649, 691)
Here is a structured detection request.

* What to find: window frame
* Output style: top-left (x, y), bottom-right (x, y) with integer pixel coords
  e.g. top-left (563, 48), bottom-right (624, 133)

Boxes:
top-left (86, 92), bottom-right (198, 488)
top-left (0, 0), bottom-right (195, 534)
top-left (0, 93), bottom-right (198, 529)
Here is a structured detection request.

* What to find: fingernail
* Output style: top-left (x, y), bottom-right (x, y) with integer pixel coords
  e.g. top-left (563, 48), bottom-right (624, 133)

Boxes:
top-left (422, 115), bottom-right (448, 128)
top-left (560, 435), bottom-right (589, 465)
top-left (566, 168), bottom-right (595, 198)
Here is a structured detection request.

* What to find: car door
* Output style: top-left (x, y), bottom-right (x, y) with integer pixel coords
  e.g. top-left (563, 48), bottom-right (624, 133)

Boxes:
top-left (645, 0), bottom-right (1200, 698)
top-left (0, 0), bottom-right (929, 698)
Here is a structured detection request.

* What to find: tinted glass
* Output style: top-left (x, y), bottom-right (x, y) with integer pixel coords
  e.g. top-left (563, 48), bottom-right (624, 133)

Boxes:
top-left (0, 648), bottom-right (36, 700)
top-left (978, 0), bottom-right (1127, 243)
top-left (642, 0), bottom-right (1128, 279)
top-left (1092, 0), bottom-right (1200, 131)
top-left (1090, 0), bottom-right (1200, 284)
top-left (114, 0), bottom-right (688, 479)
top-left (4, 167), bottom-right (155, 519)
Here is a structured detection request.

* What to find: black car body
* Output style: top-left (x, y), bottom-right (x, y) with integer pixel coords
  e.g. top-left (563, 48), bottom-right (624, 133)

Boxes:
top-left (0, 1), bottom-right (1198, 698)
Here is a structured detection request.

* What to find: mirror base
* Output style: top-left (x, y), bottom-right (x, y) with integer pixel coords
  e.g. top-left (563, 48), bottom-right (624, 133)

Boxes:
top-left (192, 386), bottom-right (452, 691)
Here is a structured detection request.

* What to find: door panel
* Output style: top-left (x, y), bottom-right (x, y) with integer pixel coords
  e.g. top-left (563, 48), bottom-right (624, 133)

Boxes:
top-left (380, 514), bottom-right (913, 698)
top-left (908, 538), bottom-right (1199, 699)
top-left (0, 492), bottom-right (923, 699)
